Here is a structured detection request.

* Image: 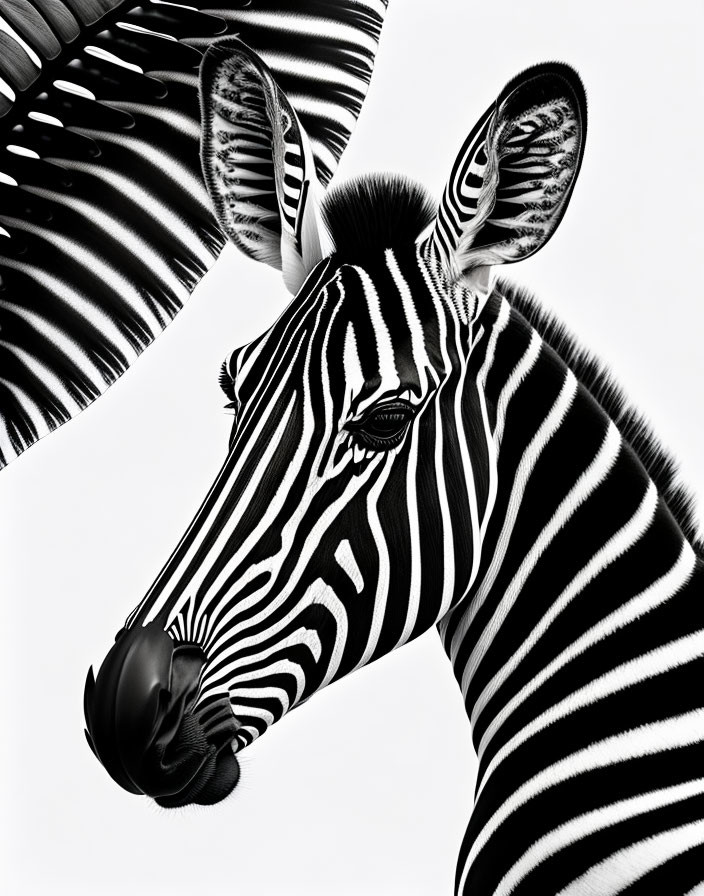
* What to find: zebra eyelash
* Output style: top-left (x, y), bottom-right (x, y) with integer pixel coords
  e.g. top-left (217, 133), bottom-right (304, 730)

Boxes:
top-left (218, 362), bottom-right (240, 432)
top-left (218, 359), bottom-right (237, 403)
top-left (345, 399), bottom-right (417, 452)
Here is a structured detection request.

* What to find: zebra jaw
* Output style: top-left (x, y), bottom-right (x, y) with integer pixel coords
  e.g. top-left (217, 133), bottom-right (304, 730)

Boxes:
top-left (84, 622), bottom-right (241, 807)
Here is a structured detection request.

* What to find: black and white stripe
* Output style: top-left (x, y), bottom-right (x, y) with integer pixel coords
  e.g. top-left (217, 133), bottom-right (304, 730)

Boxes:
top-left (0, 0), bottom-right (388, 468)
top-left (117, 240), bottom-right (492, 746)
top-left (438, 288), bottom-right (704, 894)
top-left (84, 53), bottom-right (704, 894)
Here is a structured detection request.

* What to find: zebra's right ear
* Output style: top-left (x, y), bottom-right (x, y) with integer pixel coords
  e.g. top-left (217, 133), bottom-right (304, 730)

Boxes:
top-left (424, 63), bottom-right (587, 291)
top-left (200, 39), bottom-right (330, 295)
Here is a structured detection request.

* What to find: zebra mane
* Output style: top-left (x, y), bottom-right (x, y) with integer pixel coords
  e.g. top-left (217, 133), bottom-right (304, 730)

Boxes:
top-left (499, 280), bottom-right (704, 556)
top-left (321, 173), bottom-right (436, 264)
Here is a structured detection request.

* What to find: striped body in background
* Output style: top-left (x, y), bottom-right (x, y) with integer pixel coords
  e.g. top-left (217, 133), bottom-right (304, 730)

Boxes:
top-left (0, 0), bottom-right (387, 466)
top-left (82, 37), bottom-right (704, 894)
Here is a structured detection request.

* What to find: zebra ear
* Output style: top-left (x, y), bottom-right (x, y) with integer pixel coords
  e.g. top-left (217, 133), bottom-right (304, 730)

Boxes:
top-left (425, 63), bottom-right (587, 281)
top-left (200, 39), bottom-right (330, 294)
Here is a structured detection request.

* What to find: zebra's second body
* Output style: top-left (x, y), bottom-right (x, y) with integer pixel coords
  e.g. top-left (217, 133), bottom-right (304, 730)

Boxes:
top-left (82, 44), bottom-right (704, 894)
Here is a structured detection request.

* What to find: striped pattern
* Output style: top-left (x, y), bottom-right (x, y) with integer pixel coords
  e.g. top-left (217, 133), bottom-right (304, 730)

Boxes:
top-left (0, 0), bottom-right (388, 468)
top-left (428, 64), bottom-right (585, 276)
top-left (122, 246), bottom-right (494, 747)
top-left (439, 288), bottom-right (704, 895)
top-left (199, 38), bottom-right (329, 290)
top-left (85, 58), bottom-right (704, 893)
top-left (112, 239), bottom-right (704, 891)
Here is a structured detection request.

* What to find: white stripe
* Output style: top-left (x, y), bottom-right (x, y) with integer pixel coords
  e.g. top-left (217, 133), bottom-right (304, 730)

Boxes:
top-left (354, 456), bottom-right (396, 668)
top-left (0, 214), bottom-right (164, 339)
top-left (476, 297), bottom-right (510, 544)
top-left (352, 265), bottom-right (399, 389)
top-left (229, 685), bottom-right (291, 716)
top-left (230, 704), bottom-right (275, 729)
top-left (287, 93), bottom-right (357, 133)
top-left (434, 355), bottom-right (456, 619)
top-left (194, 301), bottom-right (340, 636)
top-left (476, 481), bottom-right (658, 753)
top-left (335, 540), bottom-right (364, 594)
top-left (452, 326), bottom-right (482, 592)
top-left (217, 625), bottom-right (322, 685)
top-left (308, 136), bottom-right (338, 182)
top-left (235, 724), bottom-right (261, 746)
top-left (388, 248), bottom-right (431, 389)
top-left (458, 707), bottom-right (704, 895)
top-left (216, 11), bottom-right (380, 56)
top-left (0, 378), bottom-right (50, 440)
top-left (470, 421), bottom-right (622, 730)
top-left (49, 158), bottom-right (215, 270)
top-left (230, 659), bottom-right (306, 706)
top-left (193, 323), bottom-right (374, 664)
top-left (259, 51), bottom-right (367, 93)
top-left (557, 819), bottom-right (704, 896)
top-left (147, 71), bottom-right (199, 88)
top-left (442, 304), bottom-right (531, 648)
top-left (475, 542), bottom-right (697, 800)
top-left (685, 883), bottom-right (704, 896)
top-left (146, 390), bottom-right (298, 624)
top-left (315, 581), bottom-right (349, 689)
top-left (105, 102), bottom-right (201, 139)
top-left (481, 626), bottom-right (704, 777)
top-left (496, 780), bottom-right (704, 896)
top-left (458, 370), bottom-right (578, 684)
top-left (201, 451), bottom-right (383, 684)
top-left (0, 340), bottom-right (83, 418)
top-left (0, 297), bottom-right (112, 387)
top-left (343, 322), bottom-right (365, 414)
top-left (395, 413), bottom-right (423, 645)
top-left (0, 412), bottom-right (17, 465)
top-left (24, 186), bottom-right (189, 305)
top-left (137, 294), bottom-right (321, 626)
top-left (494, 329), bottom-right (542, 448)
top-left (417, 252), bottom-right (461, 618)
top-left (66, 129), bottom-right (210, 210)
top-left (0, 258), bottom-right (138, 363)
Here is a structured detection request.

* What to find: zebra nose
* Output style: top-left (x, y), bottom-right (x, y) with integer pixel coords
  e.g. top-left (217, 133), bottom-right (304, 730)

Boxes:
top-left (83, 622), bottom-right (233, 802)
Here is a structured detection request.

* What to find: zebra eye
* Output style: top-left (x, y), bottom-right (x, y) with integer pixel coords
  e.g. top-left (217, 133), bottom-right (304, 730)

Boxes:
top-left (347, 400), bottom-right (416, 450)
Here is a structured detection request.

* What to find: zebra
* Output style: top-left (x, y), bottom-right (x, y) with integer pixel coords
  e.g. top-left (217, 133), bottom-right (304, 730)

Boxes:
top-left (82, 34), bottom-right (704, 894)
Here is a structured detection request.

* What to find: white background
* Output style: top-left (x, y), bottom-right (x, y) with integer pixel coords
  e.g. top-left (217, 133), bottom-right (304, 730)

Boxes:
top-left (1, 2), bottom-right (703, 894)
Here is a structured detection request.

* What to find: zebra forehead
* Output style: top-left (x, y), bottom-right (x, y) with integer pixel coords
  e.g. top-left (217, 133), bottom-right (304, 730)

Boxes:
top-left (321, 172), bottom-right (436, 263)
top-left (226, 252), bottom-right (433, 365)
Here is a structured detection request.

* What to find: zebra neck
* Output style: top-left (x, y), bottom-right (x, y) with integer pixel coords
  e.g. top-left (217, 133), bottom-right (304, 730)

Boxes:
top-left (439, 292), bottom-right (700, 777)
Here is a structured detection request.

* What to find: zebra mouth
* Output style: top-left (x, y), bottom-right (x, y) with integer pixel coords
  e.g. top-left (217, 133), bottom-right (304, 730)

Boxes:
top-left (152, 697), bottom-right (243, 808)
top-left (153, 739), bottom-right (241, 808)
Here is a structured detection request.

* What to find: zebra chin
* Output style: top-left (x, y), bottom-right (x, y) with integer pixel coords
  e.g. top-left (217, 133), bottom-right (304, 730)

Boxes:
top-left (83, 622), bottom-right (241, 808)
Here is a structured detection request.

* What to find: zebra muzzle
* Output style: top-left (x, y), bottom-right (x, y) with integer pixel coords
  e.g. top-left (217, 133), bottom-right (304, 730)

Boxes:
top-left (83, 622), bottom-right (240, 807)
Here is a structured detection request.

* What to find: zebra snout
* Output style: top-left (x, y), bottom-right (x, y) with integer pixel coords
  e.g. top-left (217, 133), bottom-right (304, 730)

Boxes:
top-left (83, 622), bottom-right (240, 807)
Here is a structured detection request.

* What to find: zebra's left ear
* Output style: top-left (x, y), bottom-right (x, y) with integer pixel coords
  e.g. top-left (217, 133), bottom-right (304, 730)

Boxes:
top-left (200, 38), bottom-right (329, 294)
top-left (424, 63), bottom-right (587, 285)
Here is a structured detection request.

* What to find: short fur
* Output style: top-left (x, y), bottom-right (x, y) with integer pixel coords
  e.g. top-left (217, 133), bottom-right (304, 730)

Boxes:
top-left (499, 279), bottom-right (704, 555)
top-left (321, 173), bottom-right (435, 264)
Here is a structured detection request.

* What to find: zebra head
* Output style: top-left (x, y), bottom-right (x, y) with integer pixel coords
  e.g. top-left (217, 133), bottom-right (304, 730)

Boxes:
top-left (84, 43), bottom-right (586, 808)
